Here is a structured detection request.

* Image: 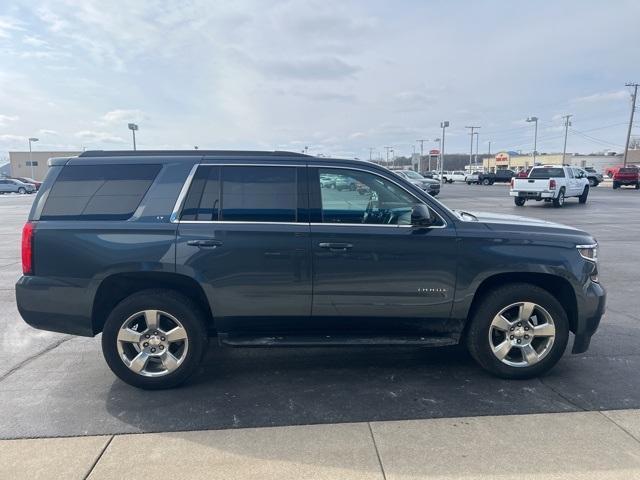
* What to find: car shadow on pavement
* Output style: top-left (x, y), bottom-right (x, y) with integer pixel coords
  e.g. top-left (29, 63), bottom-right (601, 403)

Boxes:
top-left (103, 343), bottom-right (581, 435)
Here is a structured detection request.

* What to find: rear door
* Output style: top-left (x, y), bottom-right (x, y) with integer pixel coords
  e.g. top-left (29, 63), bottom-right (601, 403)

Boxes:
top-left (175, 162), bottom-right (312, 334)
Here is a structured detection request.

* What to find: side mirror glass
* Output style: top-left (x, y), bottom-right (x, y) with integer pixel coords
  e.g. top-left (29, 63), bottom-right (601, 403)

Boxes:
top-left (411, 204), bottom-right (436, 227)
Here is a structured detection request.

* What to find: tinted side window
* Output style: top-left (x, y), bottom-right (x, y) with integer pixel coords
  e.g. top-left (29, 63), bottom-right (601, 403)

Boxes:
top-left (318, 168), bottom-right (422, 225)
top-left (41, 164), bottom-right (161, 220)
top-left (180, 166), bottom-right (220, 221)
top-left (221, 166), bottom-right (297, 222)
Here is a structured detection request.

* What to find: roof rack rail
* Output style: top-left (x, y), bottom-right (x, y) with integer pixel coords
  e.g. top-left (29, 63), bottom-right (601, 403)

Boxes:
top-left (78, 150), bottom-right (310, 158)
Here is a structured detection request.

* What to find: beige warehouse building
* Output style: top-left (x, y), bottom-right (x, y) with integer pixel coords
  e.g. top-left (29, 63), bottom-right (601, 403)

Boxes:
top-left (8, 151), bottom-right (81, 181)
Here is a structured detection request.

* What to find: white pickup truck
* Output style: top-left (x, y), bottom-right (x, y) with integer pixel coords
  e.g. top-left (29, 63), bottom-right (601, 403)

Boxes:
top-left (510, 165), bottom-right (590, 208)
top-left (440, 171), bottom-right (467, 183)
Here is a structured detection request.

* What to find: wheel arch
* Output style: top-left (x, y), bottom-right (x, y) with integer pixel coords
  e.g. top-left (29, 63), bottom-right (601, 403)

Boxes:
top-left (463, 272), bottom-right (578, 338)
top-left (92, 272), bottom-right (214, 335)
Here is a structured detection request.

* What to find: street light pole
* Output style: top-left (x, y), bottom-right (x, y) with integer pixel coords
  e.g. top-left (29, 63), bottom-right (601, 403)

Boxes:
top-left (526, 116), bottom-right (538, 164)
top-left (440, 121), bottom-right (449, 187)
top-left (28, 137), bottom-right (39, 179)
top-left (128, 123), bottom-right (139, 150)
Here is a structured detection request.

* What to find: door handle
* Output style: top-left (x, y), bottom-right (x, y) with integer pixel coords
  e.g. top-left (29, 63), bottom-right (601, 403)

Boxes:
top-left (187, 239), bottom-right (223, 248)
top-left (318, 242), bottom-right (353, 251)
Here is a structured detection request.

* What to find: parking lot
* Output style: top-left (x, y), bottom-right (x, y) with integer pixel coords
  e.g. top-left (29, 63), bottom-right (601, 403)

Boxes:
top-left (0, 183), bottom-right (638, 440)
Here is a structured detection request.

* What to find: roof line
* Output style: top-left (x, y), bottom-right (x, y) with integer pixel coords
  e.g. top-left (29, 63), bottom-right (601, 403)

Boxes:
top-left (78, 150), bottom-right (310, 158)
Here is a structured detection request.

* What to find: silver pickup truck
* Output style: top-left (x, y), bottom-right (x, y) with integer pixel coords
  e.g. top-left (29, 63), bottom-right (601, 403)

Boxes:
top-left (510, 165), bottom-right (590, 208)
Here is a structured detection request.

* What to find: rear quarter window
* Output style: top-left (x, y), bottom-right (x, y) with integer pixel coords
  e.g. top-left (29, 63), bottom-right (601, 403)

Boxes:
top-left (40, 164), bottom-right (161, 220)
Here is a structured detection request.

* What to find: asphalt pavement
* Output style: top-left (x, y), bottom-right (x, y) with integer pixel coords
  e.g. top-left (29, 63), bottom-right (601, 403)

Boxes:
top-left (1, 182), bottom-right (638, 440)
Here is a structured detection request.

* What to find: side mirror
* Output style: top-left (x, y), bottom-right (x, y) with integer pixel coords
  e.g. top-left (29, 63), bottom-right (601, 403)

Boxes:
top-left (411, 204), bottom-right (436, 227)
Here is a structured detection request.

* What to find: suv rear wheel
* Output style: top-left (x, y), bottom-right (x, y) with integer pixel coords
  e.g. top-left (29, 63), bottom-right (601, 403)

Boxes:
top-left (102, 289), bottom-right (208, 389)
top-left (514, 197), bottom-right (525, 206)
top-left (466, 284), bottom-right (569, 379)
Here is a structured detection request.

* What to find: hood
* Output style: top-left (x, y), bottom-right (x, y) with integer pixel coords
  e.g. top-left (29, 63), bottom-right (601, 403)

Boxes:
top-left (464, 208), bottom-right (598, 232)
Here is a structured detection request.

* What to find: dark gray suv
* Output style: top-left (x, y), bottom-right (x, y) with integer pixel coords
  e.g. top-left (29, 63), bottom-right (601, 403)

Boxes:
top-left (16, 150), bottom-right (605, 389)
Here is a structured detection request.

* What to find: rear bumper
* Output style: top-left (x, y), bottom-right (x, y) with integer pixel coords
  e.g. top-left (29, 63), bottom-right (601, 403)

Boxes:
top-left (572, 281), bottom-right (606, 354)
top-left (510, 191), bottom-right (555, 199)
top-left (15, 276), bottom-right (95, 337)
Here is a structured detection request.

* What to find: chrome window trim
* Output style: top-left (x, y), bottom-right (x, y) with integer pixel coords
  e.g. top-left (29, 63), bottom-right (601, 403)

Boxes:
top-left (170, 162), bottom-right (448, 229)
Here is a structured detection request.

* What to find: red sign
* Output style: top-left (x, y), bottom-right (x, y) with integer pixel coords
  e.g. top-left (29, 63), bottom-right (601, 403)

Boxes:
top-left (495, 153), bottom-right (509, 164)
top-left (429, 149), bottom-right (440, 155)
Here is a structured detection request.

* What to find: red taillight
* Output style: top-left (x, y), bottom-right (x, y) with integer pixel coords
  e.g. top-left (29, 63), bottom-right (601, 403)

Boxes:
top-left (549, 179), bottom-right (556, 190)
top-left (22, 222), bottom-right (35, 275)
top-left (510, 178), bottom-right (514, 188)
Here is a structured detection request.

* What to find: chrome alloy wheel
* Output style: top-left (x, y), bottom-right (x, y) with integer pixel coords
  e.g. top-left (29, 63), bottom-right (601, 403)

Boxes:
top-left (488, 302), bottom-right (556, 367)
top-left (116, 310), bottom-right (189, 377)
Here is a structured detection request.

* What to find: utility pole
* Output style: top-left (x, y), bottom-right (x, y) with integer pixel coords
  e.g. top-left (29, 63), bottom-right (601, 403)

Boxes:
top-left (440, 121), bottom-right (449, 187)
top-left (369, 147), bottom-right (374, 162)
top-left (474, 131), bottom-right (479, 169)
top-left (561, 114), bottom-right (573, 165)
top-left (384, 146), bottom-right (392, 166)
top-left (623, 83), bottom-right (639, 167)
top-left (526, 116), bottom-right (539, 164)
top-left (465, 126), bottom-right (480, 173)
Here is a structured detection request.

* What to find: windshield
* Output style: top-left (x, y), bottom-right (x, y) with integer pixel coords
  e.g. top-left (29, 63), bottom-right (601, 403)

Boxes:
top-left (529, 167), bottom-right (565, 178)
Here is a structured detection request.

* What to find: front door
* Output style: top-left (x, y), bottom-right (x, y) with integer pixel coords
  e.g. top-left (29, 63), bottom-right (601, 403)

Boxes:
top-left (175, 163), bottom-right (312, 333)
top-left (309, 166), bottom-right (458, 335)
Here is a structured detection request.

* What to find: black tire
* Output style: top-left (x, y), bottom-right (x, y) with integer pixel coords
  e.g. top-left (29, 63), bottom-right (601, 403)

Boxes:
top-left (578, 185), bottom-right (589, 204)
top-left (102, 289), bottom-right (209, 389)
top-left (482, 178), bottom-right (491, 186)
top-left (514, 197), bottom-right (525, 206)
top-left (18, 187), bottom-right (26, 194)
top-left (588, 178), bottom-right (596, 187)
top-left (466, 283), bottom-right (569, 379)
top-left (467, 181), bottom-right (472, 185)
top-left (613, 182), bottom-right (619, 189)
top-left (635, 183), bottom-right (639, 190)
top-left (552, 188), bottom-right (565, 208)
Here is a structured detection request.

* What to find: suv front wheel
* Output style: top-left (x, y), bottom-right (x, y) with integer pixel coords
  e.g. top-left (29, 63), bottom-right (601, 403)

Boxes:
top-left (466, 284), bottom-right (569, 379)
top-left (102, 289), bottom-right (209, 389)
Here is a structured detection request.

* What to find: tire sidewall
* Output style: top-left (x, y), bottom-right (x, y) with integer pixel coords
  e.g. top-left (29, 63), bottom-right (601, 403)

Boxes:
top-left (466, 284), bottom-right (569, 379)
top-left (101, 289), bottom-right (208, 389)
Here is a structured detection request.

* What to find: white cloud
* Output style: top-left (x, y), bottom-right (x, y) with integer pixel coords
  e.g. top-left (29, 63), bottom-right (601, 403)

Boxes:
top-left (75, 130), bottom-right (126, 144)
top-left (39, 129), bottom-right (59, 136)
top-left (0, 114), bottom-right (19, 126)
top-left (101, 109), bottom-right (147, 125)
top-left (0, 16), bottom-right (23, 39)
top-left (571, 90), bottom-right (629, 104)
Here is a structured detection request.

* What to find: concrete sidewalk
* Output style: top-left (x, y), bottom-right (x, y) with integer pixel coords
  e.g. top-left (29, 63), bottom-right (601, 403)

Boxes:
top-left (2, 410), bottom-right (639, 480)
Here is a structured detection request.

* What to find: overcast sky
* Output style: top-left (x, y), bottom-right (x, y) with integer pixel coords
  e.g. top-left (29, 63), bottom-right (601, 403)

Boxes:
top-left (1, 0), bottom-right (639, 160)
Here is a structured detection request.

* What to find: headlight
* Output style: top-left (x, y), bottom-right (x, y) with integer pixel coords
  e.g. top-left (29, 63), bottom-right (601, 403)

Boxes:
top-left (577, 244), bottom-right (598, 263)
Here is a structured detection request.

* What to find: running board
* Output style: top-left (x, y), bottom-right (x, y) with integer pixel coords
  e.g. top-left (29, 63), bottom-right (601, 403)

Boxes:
top-left (219, 333), bottom-right (458, 348)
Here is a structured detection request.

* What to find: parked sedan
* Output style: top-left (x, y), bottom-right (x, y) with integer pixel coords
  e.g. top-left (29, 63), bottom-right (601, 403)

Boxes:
top-left (13, 176), bottom-right (42, 190)
top-left (0, 178), bottom-right (36, 194)
top-left (394, 170), bottom-right (440, 196)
